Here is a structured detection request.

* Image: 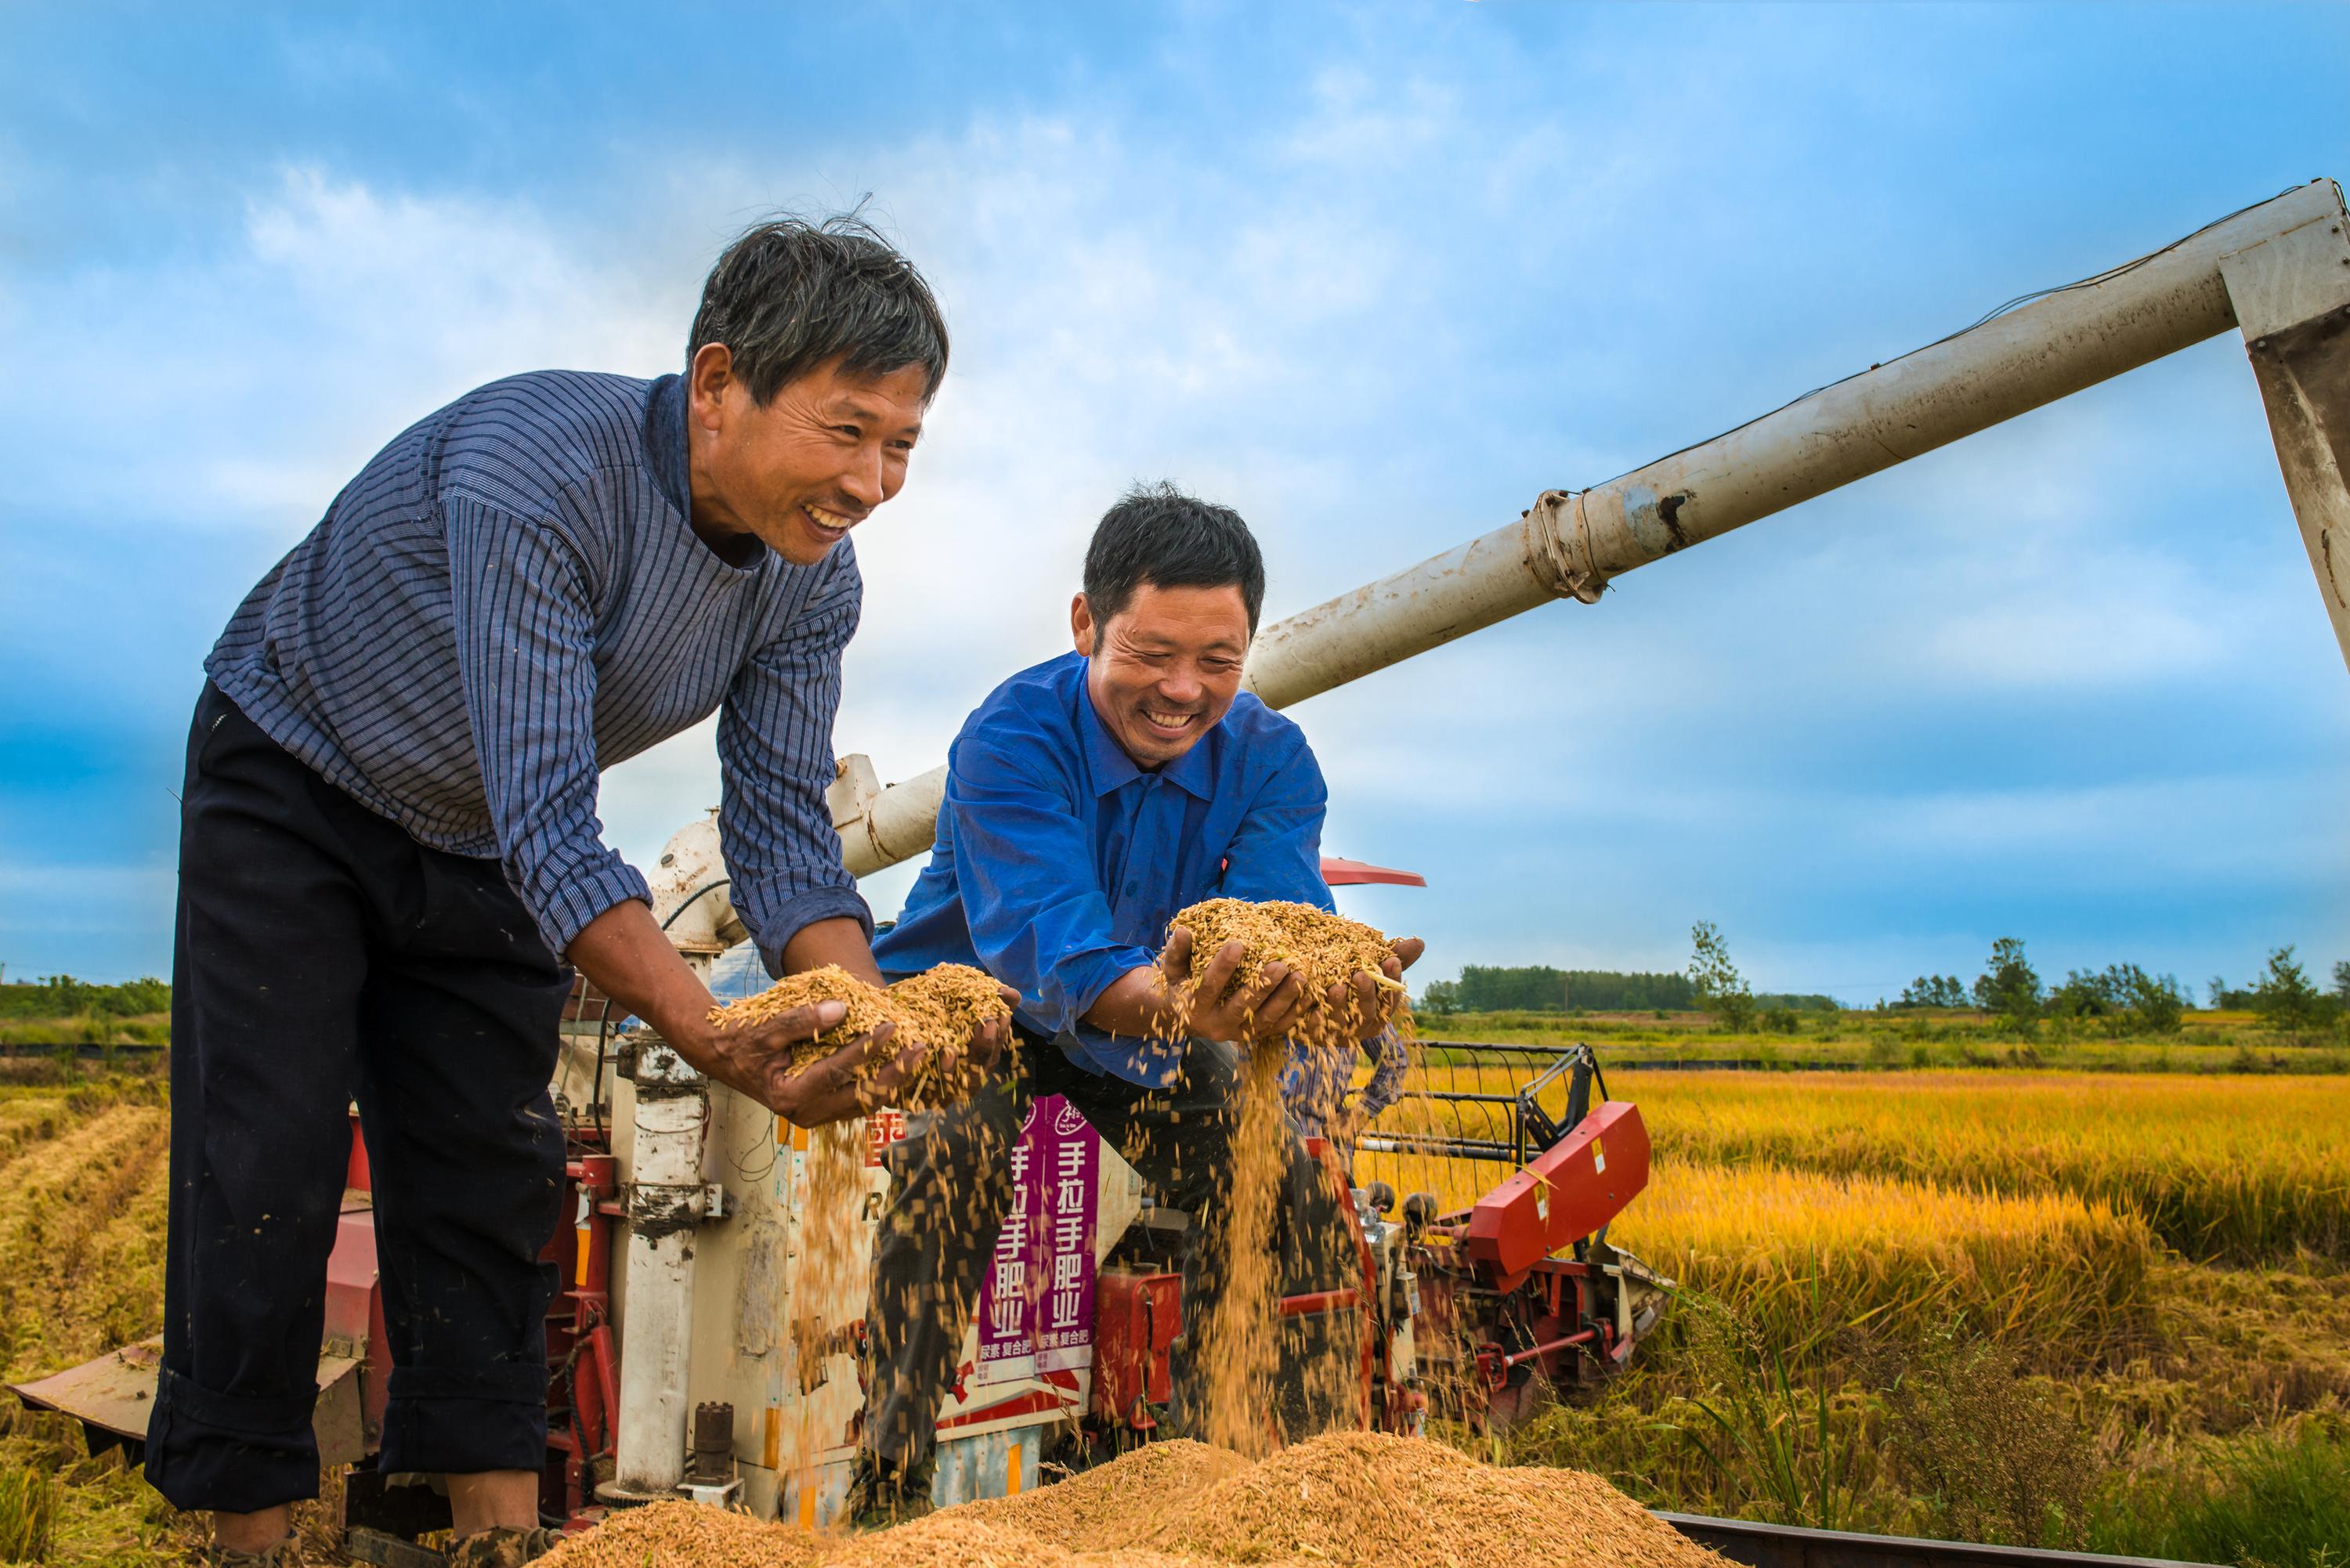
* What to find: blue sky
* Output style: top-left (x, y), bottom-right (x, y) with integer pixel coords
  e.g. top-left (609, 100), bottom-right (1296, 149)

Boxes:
top-left (2, 3), bottom-right (2345, 1002)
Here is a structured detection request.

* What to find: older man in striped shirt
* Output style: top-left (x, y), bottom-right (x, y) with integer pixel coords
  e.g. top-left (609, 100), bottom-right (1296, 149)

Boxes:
top-left (158, 218), bottom-right (992, 1566)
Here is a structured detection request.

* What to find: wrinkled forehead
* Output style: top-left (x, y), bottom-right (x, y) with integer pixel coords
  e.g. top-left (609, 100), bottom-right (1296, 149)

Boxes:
top-left (1101, 581), bottom-right (1252, 653)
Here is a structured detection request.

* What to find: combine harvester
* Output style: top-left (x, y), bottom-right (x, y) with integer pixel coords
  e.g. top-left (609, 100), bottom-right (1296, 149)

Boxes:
top-left (18, 179), bottom-right (2350, 1568)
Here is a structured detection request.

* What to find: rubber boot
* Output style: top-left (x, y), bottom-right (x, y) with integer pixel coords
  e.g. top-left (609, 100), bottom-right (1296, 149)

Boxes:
top-left (205, 1542), bottom-right (296, 1568)
top-left (448, 1525), bottom-right (564, 1567)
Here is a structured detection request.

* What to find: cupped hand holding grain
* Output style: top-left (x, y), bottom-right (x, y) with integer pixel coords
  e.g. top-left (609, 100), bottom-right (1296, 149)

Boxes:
top-left (1315, 933), bottom-right (1423, 1037)
top-left (1166, 899), bottom-right (1422, 1048)
top-left (709, 963), bottom-right (1017, 1117)
top-left (706, 1007), bottom-right (927, 1125)
top-left (1159, 923), bottom-right (1313, 1046)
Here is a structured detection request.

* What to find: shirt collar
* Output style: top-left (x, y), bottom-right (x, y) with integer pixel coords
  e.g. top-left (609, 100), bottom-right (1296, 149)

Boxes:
top-left (643, 374), bottom-right (692, 515)
top-left (1076, 663), bottom-right (1218, 800)
top-left (644, 372), bottom-right (768, 573)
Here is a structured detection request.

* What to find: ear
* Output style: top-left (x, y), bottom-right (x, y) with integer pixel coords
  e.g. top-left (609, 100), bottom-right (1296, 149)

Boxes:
top-left (688, 342), bottom-right (735, 432)
top-left (1070, 593), bottom-right (1096, 657)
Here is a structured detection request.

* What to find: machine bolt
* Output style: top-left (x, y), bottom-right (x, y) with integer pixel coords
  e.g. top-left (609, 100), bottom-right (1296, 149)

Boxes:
top-left (689, 1402), bottom-right (735, 1483)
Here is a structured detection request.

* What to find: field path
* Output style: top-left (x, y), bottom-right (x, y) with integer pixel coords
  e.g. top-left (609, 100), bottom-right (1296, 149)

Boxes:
top-left (0, 1099), bottom-right (171, 1382)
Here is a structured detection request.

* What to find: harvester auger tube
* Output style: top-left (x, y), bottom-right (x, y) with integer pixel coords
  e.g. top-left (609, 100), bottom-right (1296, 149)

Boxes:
top-left (818, 178), bottom-right (2350, 881)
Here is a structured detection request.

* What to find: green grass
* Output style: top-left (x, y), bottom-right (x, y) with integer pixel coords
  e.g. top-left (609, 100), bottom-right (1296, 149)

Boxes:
top-left (0, 1014), bottom-right (168, 1049)
top-left (2092, 1424), bottom-right (2350, 1568)
top-left (0, 1464), bottom-right (56, 1563)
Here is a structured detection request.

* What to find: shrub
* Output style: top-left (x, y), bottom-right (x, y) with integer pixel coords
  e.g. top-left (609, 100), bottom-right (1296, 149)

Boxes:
top-left (2254, 946), bottom-right (2333, 1039)
top-left (1868, 1326), bottom-right (2093, 1548)
top-left (1972, 938), bottom-right (2042, 1028)
top-left (2092, 1423), bottom-right (2350, 1567)
top-left (1690, 922), bottom-right (1755, 1034)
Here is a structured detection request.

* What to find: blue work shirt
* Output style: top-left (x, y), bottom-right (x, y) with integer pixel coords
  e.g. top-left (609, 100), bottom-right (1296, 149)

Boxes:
top-left (874, 651), bottom-right (1335, 1086)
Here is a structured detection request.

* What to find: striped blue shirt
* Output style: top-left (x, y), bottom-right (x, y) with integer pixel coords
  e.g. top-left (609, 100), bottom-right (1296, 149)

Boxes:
top-left (205, 370), bottom-right (870, 966)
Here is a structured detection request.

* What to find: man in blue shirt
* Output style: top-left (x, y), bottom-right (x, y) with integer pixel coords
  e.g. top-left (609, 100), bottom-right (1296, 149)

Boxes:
top-left (853, 484), bottom-right (1421, 1518)
top-left (164, 218), bottom-right (1000, 1568)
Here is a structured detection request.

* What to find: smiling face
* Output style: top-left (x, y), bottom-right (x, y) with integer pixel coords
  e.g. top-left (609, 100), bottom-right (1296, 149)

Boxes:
top-left (1073, 581), bottom-right (1253, 770)
top-left (685, 343), bottom-right (930, 565)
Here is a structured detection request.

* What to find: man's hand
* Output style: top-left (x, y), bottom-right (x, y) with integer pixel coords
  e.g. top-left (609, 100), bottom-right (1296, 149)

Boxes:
top-left (1316, 935), bottom-right (1426, 1040)
top-left (1162, 927), bottom-right (1310, 1047)
top-left (570, 901), bottom-right (968, 1126)
top-left (692, 1006), bottom-right (931, 1125)
top-left (895, 981), bottom-right (1021, 1106)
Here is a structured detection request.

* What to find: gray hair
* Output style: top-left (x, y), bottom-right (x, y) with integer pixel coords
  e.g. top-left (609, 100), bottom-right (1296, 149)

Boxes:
top-left (686, 212), bottom-right (949, 404)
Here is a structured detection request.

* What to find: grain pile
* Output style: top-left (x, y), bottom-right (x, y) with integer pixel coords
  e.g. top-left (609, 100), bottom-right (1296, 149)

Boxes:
top-left (532, 1433), bottom-right (1730, 1568)
top-left (709, 963), bottom-right (1010, 1109)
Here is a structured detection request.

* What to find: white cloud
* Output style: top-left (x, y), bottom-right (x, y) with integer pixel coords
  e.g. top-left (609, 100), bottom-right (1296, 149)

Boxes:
top-left (1, 166), bottom-right (689, 538)
top-left (8, 16), bottom-right (2345, 987)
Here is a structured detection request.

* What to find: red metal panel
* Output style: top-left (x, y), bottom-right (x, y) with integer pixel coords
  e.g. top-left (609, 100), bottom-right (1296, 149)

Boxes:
top-left (1463, 1102), bottom-right (1650, 1279)
top-left (1318, 856), bottom-right (1427, 887)
top-left (323, 1209), bottom-right (378, 1346)
top-left (345, 1113), bottom-right (371, 1194)
top-left (322, 1205), bottom-right (388, 1440)
top-left (1090, 1270), bottom-right (1180, 1426)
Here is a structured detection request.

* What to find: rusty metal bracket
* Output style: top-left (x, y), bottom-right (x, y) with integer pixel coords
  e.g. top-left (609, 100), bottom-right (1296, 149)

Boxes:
top-left (1525, 489), bottom-right (1609, 605)
top-left (2221, 197), bottom-right (2350, 674)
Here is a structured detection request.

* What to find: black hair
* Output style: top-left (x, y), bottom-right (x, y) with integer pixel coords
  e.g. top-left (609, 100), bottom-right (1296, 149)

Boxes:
top-left (1083, 482), bottom-right (1267, 634)
top-left (686, 211), bottom-right (949, 404)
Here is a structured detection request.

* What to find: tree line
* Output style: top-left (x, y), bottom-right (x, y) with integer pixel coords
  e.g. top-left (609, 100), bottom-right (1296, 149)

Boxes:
top-left (1417, 949), bottom-right (1834, 1017)
top-left (1900, 940), bottom-right (2348, 1037)
top-left (1416, 926), bottom-right (2350, 1042)
top-left (0, 975), bottom-right (172, 1020)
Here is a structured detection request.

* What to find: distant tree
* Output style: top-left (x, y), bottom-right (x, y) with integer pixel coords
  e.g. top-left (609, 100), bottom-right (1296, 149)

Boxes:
top-left (2207, 974), bottom-right (2229, 1012)
top-left (1900, 974), bottom-right (1971, 1010)
top-left (2041, 964), bottom-right (2181, 1033)
top-left (0, 974), bottom-right (169, 1020)
top-left (2113, 964), bottom-right (2186, 1035)
top-left (1688, 921), bottom-right (1755, 1032)
top-left (1416, 979), bottom-right (1461, 1016)
top-left (2251, 945), bottom-right (2327, 1035)
top-left (1972, 938), bottom-right (2041, 1027)
top-left (2334, 960), bottom-right (2350, 1010)
top-left (2047, 969), bottom-right (2118, 1019)
top-left (1446, 965), bottom-right (1701, 1013)
top-left (2133, 970), bottom-right (2186, 1035)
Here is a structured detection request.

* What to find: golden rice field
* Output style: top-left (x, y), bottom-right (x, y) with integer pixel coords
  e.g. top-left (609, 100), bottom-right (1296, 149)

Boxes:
top-left (1361, 1065), bottom-right (2350, 1364)
top-left (1370, 1064), bottom-right (2350, 1259)
top-left (0, 1074), bottom-right (184, 1565)
top-left (1362, 1054), bottom-right (2350, 1554)
top-left (1629, 1071), bottom-right (2350, 1261)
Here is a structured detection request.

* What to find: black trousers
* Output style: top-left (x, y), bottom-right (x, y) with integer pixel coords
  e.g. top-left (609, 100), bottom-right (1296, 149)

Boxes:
top-left (148, 684), bottom-right (569, 1513)
top-left (860, 1032), bottom-right (1356, 1473)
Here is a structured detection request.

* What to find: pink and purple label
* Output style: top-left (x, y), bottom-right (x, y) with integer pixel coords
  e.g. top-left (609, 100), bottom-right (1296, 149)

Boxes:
top-left (974, 1093), bottom-right (1099, 1384)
